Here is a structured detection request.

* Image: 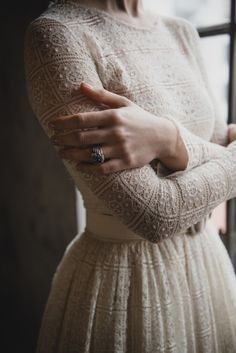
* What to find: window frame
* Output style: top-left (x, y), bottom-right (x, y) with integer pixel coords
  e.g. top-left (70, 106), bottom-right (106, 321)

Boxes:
top-left (197, 0), bottom-right (236, 268)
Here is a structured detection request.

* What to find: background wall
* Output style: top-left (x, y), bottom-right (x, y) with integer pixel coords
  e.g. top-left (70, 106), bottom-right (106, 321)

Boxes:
top-left (0, 1), bottom-right (77, 352)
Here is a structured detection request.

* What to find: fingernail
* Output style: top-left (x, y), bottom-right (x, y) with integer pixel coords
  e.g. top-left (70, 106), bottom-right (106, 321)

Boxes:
top-left (81, 81), bottom-right (93, 90)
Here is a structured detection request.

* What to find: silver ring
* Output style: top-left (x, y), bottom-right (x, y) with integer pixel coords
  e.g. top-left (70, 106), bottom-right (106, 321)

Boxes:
top-left (90, 146), bottom-right (105, 164)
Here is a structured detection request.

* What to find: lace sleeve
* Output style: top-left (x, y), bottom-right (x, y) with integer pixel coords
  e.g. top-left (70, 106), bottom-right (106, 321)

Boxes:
top-left (157, 19), bottom-right (230, 177)
top-left (24, 17), bottom-right (236, 243)
top-left (182, 19), bottom-right (229, 146)
top-left (159, 115), bottom-right (226, 177)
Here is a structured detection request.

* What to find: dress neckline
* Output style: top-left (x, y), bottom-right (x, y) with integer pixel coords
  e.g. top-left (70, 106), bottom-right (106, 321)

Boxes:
top-left (63, 1), bottom-right (159, 31)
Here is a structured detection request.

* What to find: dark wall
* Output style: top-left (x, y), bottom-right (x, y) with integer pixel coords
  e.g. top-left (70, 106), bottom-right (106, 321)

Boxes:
top-left (0, 2), bottom-right (77, 352)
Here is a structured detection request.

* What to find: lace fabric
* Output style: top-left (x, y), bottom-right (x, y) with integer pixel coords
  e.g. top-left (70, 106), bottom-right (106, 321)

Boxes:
top-left (24, 2), bottom-right (236, 352)
top-left (24, 12), bottom-right (236, 243)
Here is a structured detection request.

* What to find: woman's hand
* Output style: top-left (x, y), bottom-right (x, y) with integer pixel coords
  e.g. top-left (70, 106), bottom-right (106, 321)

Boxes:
top-left (49, 82), bottom-right (188, 174)
top-left (228, 124), bottom-right (236, 143)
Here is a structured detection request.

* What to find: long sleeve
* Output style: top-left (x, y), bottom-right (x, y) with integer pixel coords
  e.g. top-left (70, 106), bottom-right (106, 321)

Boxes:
top-left (182, 19), bottom-right (229, 146)
top-left (156, 19), bottom-right (229, 177)
top-left (24, 17), bottom-right (236, 243)
top-left (158, 116), bottom-right (226, 177)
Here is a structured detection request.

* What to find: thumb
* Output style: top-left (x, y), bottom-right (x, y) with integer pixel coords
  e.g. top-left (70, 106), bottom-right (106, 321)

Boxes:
top-left (79, 81), bottom-right (130, 108)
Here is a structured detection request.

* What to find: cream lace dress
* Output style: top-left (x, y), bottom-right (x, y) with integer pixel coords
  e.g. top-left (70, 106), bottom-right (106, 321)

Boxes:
top-left (24, 1), bottom-right (236, 352)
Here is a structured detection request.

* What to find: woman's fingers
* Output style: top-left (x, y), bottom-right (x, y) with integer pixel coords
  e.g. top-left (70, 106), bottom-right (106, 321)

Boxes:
top-left (49, 83), bottom-right (131, 132)
top-left (59, 147), bottom-right (91, 161)
top-left (51, 127), bottom-right (112, 147)
top-left (58, 145), bottom-right (114, 162)
top-left (79, 82), bottom-right (131, 108)
top-left (76, 159), bottom-right (124, 175)
top-left (49, 109), bottom-right (114, 131)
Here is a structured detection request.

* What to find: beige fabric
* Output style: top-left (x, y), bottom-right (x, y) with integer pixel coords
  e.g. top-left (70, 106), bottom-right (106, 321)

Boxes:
top-left (24, 1), bottom-right (236, 352)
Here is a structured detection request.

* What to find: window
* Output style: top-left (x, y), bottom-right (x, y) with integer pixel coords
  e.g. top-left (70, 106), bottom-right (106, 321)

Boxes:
top-left (144, 0), bottom-right (236, 267)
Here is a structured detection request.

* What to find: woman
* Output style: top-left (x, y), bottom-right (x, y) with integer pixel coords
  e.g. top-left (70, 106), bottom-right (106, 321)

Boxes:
top-left (24, 0), bottom-right (236, 352)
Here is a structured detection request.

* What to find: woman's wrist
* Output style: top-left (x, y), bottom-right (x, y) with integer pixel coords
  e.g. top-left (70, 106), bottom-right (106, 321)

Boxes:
top-left (156, 118), bottom-right (189, 172)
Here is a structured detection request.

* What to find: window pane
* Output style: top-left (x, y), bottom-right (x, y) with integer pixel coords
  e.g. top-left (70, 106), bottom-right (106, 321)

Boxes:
top-left (144, 0), bottom-right (230, 27)
top-left (200, 35), bottom-right (230, 122)
top-left (76, 189), bottom-right (86, 234)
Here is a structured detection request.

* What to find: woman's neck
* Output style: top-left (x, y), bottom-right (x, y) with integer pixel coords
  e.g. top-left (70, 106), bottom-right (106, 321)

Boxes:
top-left (111, 0), bottom-right (143, 16)
top-left (77, 0), bottom-right (144, 18)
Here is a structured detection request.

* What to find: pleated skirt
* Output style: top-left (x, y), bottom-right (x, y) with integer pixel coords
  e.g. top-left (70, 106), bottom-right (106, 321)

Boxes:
top-left (36, 220), bottom-right (236, 353)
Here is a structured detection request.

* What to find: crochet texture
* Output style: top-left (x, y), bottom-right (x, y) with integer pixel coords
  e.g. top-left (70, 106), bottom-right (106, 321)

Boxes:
top-left (24, 1), bottom-right (236, 352)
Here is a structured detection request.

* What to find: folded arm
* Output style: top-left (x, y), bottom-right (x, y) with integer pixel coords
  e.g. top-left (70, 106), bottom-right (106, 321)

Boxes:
top-left (24, 17), bottom-right (236, 243)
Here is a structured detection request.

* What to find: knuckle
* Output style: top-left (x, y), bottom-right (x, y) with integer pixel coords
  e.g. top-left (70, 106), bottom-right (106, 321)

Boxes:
top-left (77, 131), bottom-right (85, 144)
top-left (113, 127), bottom-right (126, 142)
top-left (122, 96), bottom-right (131, 106)
top-left (111, 110), bottom-right (122, 125)
top-left (97, 88), bottom-right (105, 97)
top-left (77, 114), bottom-right (85, 125)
